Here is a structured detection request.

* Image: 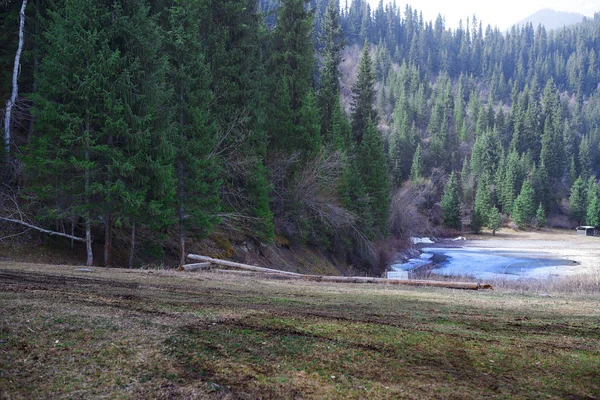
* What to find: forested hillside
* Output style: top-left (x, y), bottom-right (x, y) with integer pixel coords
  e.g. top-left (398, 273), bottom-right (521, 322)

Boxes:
top-left (2, 0), bottom-right (600, 273)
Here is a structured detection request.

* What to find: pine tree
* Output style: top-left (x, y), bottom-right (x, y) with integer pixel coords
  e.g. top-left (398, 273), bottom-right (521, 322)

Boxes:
top-left (441, 172), bottom-right (461, 230)
top-left (513, 180), bottom-right (535, 228)
top-left (165, 0), bottom-right (221, 265)
top-left (204, 0), bottom-right (274, 243)
top-left (586, 186), bottom-right (600, 227)
top-left (358, 122), bottom-right (390, 237)
top-left (409, 143), bottom-right (422, 183)
top-left (569, 176), bottom-right (587, 224)
top-left (318, 0), bottom-right (345, 142)
top-left (488, 206), bottom-right (502, 235)
top-left (340, 157), bottom-right (373, 237)
top-left (474, 175), bottom-right (493, 227)
top-left (540, 116), bottom-right (565, 187)
top-left (470, 128), bottom-right (502, 179)
top-left (585, 178), bottom-right (600, 226)
top-left (268, 0), bottom-right (317, 155)
top-left (535, 203), bottom-right (546, 228)
top-left (28, 0), bottom-right (171, 266)
top-left (351, 40), bottom-right (377, 144)
top-left (579, 135), bottom-right (593, 181)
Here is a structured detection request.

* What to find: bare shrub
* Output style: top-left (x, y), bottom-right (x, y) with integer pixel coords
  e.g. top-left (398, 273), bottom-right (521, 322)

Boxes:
top-left (372, 236), bottom-right (410, 277)
top-left (389, 177), bottom-right (444, 237)
top-left (288, 150), bottom-right (357, 232)
top-left (507, 221), bottom-right (519, 231)
top-left (546, 214), bottom-right (575, 229)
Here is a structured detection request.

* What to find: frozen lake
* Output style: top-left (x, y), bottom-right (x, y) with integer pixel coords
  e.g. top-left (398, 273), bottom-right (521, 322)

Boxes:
top-left (390, 247), bottom-right (578, 280)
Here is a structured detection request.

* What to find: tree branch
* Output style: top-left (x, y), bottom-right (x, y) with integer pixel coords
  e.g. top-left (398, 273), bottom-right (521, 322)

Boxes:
top-left (0, 217), bottom-right (86, 242)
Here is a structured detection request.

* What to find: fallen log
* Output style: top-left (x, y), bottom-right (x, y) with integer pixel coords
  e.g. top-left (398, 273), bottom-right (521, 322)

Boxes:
top-left (187, 254), bottom-right (302, 276)
top-left (0, 217), bottom-right (86, 242)
top-left (178, 262), bottom-right (212, 272)
top-left (186, 254), bottom-right (492, 290)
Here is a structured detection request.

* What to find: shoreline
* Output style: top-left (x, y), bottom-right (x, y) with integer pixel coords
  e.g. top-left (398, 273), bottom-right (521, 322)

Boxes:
top-left (404, 228), bottom-right (600, 279)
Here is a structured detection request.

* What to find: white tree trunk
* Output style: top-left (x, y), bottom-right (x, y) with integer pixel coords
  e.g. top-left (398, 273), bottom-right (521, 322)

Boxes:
top-left (4, 0), bottom-right (28, 157)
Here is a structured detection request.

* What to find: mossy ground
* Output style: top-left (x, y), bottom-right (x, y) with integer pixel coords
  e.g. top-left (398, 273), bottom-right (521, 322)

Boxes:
top-left (1, 263), bottom-right (599, 399)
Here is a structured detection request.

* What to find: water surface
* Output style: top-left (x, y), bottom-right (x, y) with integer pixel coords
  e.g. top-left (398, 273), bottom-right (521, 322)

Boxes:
top-left (391, 247), bottom-right (576, 280)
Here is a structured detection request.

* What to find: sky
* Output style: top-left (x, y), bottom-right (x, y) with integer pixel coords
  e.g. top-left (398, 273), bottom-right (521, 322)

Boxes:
top-left (365, 0), bottom-right (599, 30)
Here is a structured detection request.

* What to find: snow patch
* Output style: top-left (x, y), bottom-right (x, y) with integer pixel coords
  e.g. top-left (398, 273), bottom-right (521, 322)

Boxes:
top-left (411, 237), bottom-right (435, 244)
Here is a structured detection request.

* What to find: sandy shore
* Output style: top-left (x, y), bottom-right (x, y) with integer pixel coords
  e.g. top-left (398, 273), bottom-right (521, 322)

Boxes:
top-left (456, 228), bottom-right (600, 276)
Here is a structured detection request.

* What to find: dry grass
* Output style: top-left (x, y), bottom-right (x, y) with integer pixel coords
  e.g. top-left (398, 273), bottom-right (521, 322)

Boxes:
top-left (1, 262), bottom-right (599, 399)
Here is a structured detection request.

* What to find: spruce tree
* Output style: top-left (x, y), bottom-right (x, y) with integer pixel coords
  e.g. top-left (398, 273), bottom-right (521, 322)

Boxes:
top-left (318, 0), bottom-right (345, 141)
top-left (268, 0), bottom-right (317, 155)
top-left (488, 206), bottom-right (502, 235)
top-left (586, 187), bottom-right (600, 227)
top-left (474, 175), bottom-right (493, 227)
top-left (358, 122), bottom-right (390, 237)
top-left (409, 143), bottom-right (422, 183)
top-left (340, 158), bottom-right (373, 237)
top-left (579, 135), bottom-right (593, 181)
top-left (441, 172), bottom-right (461, 230)
top-left (28, 0), bottom-right (170, 266)
top-left (165, 0), bottom-right (221, 265)
top-left (535, 203), bottom-right (546, 228)
top-left (512, 180), bottom-right (535, 228)
top-left (585, 178), bottom-right (600, 226)
top-left (569, 176), bottom-right (587, 224)
top-left (540, 116), bottom-right (564, 188)
top-left (351, 40), bottom-right (377, 144)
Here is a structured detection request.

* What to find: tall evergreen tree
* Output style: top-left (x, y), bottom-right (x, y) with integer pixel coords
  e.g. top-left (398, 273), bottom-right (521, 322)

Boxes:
top-left (586, 183), bottom-right (600, 227)
top-left (474, 175), bottom-right (493, 227)
top-left (441, 172), bottom-right (461, 230)
top-left (351, 40), bottom-right (377, 144)
top-left (512, 180), bottom-right (535, 228)
top-left (569, 176), bottom-right (587, 225)
top-left (317, 0), bottom-right (345, 141)
top-left (409, 143), bottom-right (423, 183)
top-left (164, 0), bottom-right (221, 266)
top-left (358, 122), bottom-right (390, 237)
top-left (27, 0), bottom-right (171, 266)
top-left (268, 0), bottom-right (317, 155)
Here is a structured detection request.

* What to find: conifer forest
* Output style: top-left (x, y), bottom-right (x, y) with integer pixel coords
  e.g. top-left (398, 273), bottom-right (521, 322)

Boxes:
top-left (2, 0), bottom-right (600, 273)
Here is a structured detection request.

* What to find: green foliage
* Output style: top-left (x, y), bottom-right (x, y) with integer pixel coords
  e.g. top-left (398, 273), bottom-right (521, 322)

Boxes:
top-left (351, 40), bottom-right (377, 144)
top-left (585, 180), bottom-right (600, 227)
top-left (339, 158), bottom-right (373, 237)
top-left (474, 175), bottom-right (493, 227)
top-left (358, 123), bottom-right (391, 237)
top-left (318, 0), bottom-right (345, 142)
top-left (488, 206), bottom-right (502, 234)
top-left (28, 0), bottom-right (175, 260)
top-left (441, 172), bottom-right (461, 230)
top-left (535, 203), bottom-right (547, 228)
top-left (569, 176), bottom-right (587, 224)
top-left (409, 143), bottom-right (422, 183)
top-left (165, 0), bottom-right (221, 251)
top-left (512, 180), bottom-right (536, 228)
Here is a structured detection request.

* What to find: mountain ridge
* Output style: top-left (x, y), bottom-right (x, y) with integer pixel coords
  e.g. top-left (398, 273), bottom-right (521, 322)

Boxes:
top-left (511, 8), bottom-right (585, 31)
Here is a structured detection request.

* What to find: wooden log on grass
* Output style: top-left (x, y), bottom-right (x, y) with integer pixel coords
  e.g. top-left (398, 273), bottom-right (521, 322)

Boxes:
top-left (186, 254), bottom-right (492, 290)
top-left (187, 254), bottom-right (302, 276)
top-left (178, 262), bottom-right (212, 272)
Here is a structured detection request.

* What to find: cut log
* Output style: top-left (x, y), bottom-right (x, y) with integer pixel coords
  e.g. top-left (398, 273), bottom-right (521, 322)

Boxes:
top-left (178, 262), bottom-right (212, 272)
top-left (185, 253), bottom-right (492, 290)
top-left (187, 254), bottom-right (301, 276)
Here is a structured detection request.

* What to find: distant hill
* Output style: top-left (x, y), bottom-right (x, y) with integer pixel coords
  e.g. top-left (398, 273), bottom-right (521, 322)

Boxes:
top-left (511, 9), bottom-right (585, 31)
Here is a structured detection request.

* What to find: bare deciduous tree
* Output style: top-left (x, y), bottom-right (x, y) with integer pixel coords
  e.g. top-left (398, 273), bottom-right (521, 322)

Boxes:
top-left (4, 0), bottom-right (27, 157)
